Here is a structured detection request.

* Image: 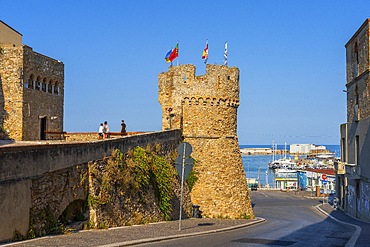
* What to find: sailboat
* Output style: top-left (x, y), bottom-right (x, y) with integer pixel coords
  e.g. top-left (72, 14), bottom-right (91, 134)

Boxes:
top-left (268, 142), bottom-right (296, 169)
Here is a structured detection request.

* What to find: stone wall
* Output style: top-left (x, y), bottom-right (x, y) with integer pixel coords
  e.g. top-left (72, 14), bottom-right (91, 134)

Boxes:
top-left (340, 18), bottom-right (370, 223)
top-left (0, 130), bottom-right (183, 242)
top-left (345, 19), bottom-right (370, 122)
top-left (64, 132), bottom-right (147, 142)
top-left (88, 153), bottom-right (192, 228)
top-left (0, 44), bottom-right (24, 140)
top-left (29, 163), bottom-right (89, 237)
top-left (22, 46), bottom-right (64, 140)
top-left (158, 64), bottom-right (254, 219)
top-left (0, 40), bottom-right (64, 141)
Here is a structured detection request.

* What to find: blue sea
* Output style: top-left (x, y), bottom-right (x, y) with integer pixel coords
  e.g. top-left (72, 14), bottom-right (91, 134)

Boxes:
top-left (240, 144), bottom-right (340, 187)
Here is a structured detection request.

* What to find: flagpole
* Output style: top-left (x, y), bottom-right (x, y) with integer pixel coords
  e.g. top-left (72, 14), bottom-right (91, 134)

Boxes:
top-left (205, 39), bottom-right (208, 65)
top-left (224, 41), bottom-right (228, 66)
top-left (177, 41), bottom-right (179, 66)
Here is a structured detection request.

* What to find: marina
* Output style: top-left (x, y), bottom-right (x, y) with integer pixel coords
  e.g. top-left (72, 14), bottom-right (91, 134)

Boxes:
top-left (241, 144), bottom-right (340, 191)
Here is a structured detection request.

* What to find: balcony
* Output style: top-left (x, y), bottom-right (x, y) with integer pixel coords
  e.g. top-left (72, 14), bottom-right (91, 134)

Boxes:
top-left (345, 163), bottom-right (361, 179)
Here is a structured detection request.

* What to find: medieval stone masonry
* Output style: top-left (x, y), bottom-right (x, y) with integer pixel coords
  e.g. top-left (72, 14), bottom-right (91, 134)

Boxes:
top-left (158, 64), bottom-right (254, 219)
top-left (0, 21), bottom-right (64, 140)
top-left (338, 18), bottom-right (370, 222)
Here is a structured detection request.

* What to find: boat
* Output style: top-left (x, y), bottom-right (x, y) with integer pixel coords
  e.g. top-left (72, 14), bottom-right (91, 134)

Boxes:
top-left (268, 141), bottom-right (296, 169)
top-left (268, 158), bottom-right (296, 169)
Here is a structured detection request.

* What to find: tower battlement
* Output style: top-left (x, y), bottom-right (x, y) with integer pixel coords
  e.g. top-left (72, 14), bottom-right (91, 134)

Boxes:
top-left (159, 64), bottom-right (240, 104)
top-left (158, 64), bottom-right (240, 132)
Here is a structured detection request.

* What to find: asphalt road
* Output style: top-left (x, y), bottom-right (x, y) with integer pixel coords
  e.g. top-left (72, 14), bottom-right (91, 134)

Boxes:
top-left (138, 191), bottom-right (355, 247)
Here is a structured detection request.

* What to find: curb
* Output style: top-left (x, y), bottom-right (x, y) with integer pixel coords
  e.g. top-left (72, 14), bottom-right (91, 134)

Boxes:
top-left (98, 217), bottom-right (266, 247)
top-left (316, 205), bottom-right (361, 247)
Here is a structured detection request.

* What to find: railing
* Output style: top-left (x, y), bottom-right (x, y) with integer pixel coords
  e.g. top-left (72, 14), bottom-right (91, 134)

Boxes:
top-left (44, 131), bottom-right (149, 142)
top-left (44, 131), bottom-right (67, 140)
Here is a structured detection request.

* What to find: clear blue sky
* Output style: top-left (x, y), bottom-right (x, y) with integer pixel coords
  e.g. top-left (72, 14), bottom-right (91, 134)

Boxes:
top-left (2, 1), bottom-right (370, 145)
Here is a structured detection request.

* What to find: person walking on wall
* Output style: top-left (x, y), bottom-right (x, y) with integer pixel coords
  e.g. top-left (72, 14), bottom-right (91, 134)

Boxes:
top-left (103, 121), bottom-right (110, 138)
top-left (98, 123), bottom-right (104, 139)
top-left (120, 120), bottom-right (127, 135)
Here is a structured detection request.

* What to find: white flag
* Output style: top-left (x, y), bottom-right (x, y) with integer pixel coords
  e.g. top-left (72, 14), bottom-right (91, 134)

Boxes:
top-left (223, 41), bottom-right (228, 66)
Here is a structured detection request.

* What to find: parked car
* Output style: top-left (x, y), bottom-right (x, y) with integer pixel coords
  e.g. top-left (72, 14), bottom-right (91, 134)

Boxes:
top-left (328, 193), bottom-right (339, 208)
top-left (251, 184), bottom-right (258, 191)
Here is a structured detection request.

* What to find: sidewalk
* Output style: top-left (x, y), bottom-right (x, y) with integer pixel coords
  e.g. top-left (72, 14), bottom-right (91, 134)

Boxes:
top-left (3, 194), bottom-right (370, 247)
top-left (317, 203), bottom-right (370, 247)
top-left (1, 218), bottom-right (265, 247)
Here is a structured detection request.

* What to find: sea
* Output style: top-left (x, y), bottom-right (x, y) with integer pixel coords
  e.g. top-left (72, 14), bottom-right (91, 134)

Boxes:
top-left (240, 144), bottom-right (340, 187)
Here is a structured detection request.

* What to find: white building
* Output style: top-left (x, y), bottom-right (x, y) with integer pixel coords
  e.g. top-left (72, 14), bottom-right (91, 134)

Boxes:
top-left (290, 144), bottom-right (326, 154)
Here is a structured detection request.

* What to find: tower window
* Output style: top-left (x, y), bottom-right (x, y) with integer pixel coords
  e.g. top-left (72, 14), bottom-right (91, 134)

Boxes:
top-left (354, 42), bottom-right (359, 77)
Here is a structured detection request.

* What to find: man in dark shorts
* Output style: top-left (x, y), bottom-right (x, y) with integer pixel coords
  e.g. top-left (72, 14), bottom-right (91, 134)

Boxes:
top-left (120, 120), bottom-right (127, 135)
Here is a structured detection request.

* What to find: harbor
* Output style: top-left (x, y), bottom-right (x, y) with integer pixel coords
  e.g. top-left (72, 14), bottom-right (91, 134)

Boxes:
top-left (241, 143), bottom-right (340, 193)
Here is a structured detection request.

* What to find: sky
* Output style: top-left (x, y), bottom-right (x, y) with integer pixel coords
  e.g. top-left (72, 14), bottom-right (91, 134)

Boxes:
top-left (2, 0), bottom-right (370, 145)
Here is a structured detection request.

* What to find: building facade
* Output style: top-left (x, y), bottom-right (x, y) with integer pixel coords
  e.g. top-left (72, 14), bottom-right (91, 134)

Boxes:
top-left (290, 144), bottom-right (327, 154)
top-left (158, 64), bottom-right (254, 219)
top-left (337, 19), bottom-right (370, 222)
top-left (0, 21), bottom-right (64, 140)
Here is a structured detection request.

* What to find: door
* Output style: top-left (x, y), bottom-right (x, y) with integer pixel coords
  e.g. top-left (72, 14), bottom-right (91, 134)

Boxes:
top-left (40, 116), bottom-right (46, 140)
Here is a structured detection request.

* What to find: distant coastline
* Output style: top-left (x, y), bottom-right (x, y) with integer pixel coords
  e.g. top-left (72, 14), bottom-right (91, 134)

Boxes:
top-left (240, 144), bottom-right (341, 157)
top-left (240, 147), bottom-right (287, 156)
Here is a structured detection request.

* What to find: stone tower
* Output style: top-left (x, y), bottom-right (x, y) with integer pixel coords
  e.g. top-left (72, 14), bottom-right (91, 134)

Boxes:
top-left (158, 64), bottom-right (254, 219)
top-left (0, 21), bottom-right (64, 140)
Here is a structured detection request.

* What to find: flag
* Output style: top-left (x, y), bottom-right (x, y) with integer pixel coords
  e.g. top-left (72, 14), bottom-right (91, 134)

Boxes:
top-left (168, 43), bottom-right (179, 62)
top-left (164, 49), bottom-right (172, 63)
top-left (202, 40), bottom-right (208, 64)
top-left (164, 43), bottom-right (179, 63)
top-left (223, 41), bottom-right (228, 66)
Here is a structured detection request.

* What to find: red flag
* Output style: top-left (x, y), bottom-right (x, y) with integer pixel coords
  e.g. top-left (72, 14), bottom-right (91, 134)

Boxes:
top-left (168, 43), bottom-right (179, 62)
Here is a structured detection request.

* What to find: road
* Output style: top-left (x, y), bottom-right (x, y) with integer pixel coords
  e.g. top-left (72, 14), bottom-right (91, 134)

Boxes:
top-left (138, 191), bottom-right (355, 247)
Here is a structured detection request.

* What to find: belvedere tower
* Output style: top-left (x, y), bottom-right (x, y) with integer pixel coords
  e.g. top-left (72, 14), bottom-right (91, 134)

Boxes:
top-left (158, 64), bottom-right (254, 218)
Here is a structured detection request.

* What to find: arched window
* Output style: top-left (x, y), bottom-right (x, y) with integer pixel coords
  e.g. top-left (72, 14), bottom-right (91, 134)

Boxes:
top-left (36, 76), bottom-right (41, 90)
top-left (354, 42), bottom-right (359, 77)
top-left (28, 74), bottom-right (34, 89)
top-left (48, 79), bottom-right (53, 93)
top-left (42, 78), bottom-right (47, 92)
top-left (54, 82), bottom-right (59, 95)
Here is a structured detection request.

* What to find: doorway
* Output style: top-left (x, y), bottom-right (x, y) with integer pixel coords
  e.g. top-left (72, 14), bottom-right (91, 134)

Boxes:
top-left (40, 116), bottom-right (47, 140)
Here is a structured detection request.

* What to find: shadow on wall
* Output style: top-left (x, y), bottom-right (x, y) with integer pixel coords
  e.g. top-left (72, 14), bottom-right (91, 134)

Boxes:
top-left (0, 75), bottom-right (12, 143)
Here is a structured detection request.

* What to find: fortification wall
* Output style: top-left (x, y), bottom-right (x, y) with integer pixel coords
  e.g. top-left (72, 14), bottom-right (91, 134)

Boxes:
top-left (158, 64), bottom-right (254, 219)
top-left (0, 130), bottom-right (182, 242)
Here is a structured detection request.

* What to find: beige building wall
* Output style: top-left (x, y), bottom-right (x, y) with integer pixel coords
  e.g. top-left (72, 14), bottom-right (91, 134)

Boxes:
top-left (0, 44), bottom-right (24, 140)
top-left (0, 21), bottom-right (22, 46)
